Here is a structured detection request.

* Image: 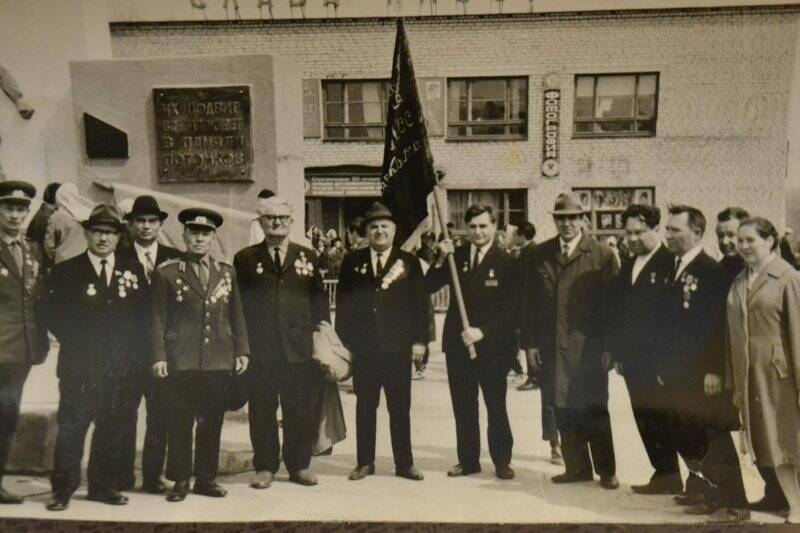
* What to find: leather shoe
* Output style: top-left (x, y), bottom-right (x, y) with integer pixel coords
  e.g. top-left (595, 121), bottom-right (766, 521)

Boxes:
top-left (142, 480), bottom-right (167, 494)
top-left (395, 465), bottom-right (424, 481)
top-left (552, 472), bottom-right (593, 484)
top-left (0, 487), bottom-right (23, 504)
top-left (46, 495), bottom-right (70, 511)
top-left (631, 474), bottom-right (683, 495)
top-left (166, 480), bottom-right (190, 502)
top-left (289, 469), bottom-right (318, 486)
top-left (685, 502), bottom-right (719, 515)
top-left (193, 480), bottom-right (227, 497)
top-left (87, 489), bottom-right (128, 505)
top-left (674, 492), bottom-right (703, 506)
top-left (600, 475), bottom-right (619, 490)
top-left (714, 508), bottom-right (751, 522)
top-left (496, 465), bottom-right (515, 480)
top-left (250, 471), bottom-right (274, 489)
top-left (348, 464), bottom-right (375, 481)
top-left (749, 496), bottom-right (789, 514)
top-left (447, 464), bottom-right (481, 477)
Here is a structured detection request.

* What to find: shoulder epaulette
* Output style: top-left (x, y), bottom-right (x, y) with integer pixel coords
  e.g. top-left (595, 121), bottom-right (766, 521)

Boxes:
top-left (158, 258), bottom-right (182, 270)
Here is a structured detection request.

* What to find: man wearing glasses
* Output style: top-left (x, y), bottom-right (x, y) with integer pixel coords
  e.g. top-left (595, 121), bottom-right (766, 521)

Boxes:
top-left (234, 196), bottom-right (329, 489)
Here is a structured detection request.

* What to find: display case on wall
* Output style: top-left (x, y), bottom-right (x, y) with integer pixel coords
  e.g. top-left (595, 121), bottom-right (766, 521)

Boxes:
top-left (572, 186), bottom-right (655, 238)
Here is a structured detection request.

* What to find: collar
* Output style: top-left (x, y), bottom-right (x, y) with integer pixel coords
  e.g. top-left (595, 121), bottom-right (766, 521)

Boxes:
top-left (747, 252), bottom-right (779, 281)
top-left (470, 240), bottom-right (493, 258)
top-left (265, 239), bottom-right (289, 254)
top-left (1, 232), bottom-right (22, 246)
top-left (677, 244), bottom-right (704, 268)
top-left (634, 241), bottom-right (661, 265)
top-left (371, 246), bottom-right (393, 261)
top-left (87, 251), bottom-right (115, 270)
top-left (185, 253), bottom-right (210, 266)
top-left (133, 240), bottom-right (158, 257)
top-left (559, 233), bottom-right (582, 256)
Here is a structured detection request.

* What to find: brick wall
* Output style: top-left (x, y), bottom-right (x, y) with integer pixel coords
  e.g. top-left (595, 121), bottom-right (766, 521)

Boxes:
top-left (110, 7), bottom-right (800, 246)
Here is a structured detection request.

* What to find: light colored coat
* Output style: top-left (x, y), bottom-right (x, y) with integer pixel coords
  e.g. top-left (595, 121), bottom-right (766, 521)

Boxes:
top-left (726, 255), bottom-right (800, 467)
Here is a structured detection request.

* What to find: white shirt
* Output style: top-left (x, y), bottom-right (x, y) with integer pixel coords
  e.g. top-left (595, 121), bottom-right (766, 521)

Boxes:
top-left (469, 241), bottom-right (493, 269)
top-left (134, 241), bottom-right (159, 269)
top-left (371, 246), bottom-right (393, 276)
top-left (631, 242), bottom-right (662, 285)
top-left (559, 233), bottom-right (582, 259)
top-left (674, 244), bottom-right (704, 280)
top-left (266, 240), bottom-right (289, 265)
top-left (87, 251), bottom-right (115, 286)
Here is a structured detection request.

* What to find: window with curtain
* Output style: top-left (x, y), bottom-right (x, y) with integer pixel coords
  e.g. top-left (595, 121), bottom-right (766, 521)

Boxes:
top-left (446, 189), bottom-right (527, 230)
top-left (447, 77), bottom-right (528, 140)
top-left (323, 80), bottom-right (389, 141)
top-left (573, 73), bottom-right (658, 137)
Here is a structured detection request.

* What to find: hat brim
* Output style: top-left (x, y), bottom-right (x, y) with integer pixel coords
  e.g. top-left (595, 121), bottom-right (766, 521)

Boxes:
top-left (184, 222), bottom-right (217, 230)
top-left (124, 211), bottom-right (168, 221)
top-left (551, 209), bottom-right (587, 216)
top-left (0, 197), bottom-right (32, 206)
top-left (362, 214), bottom-right (395, 228)
top-left (81, 220), bottom-right (123, 232)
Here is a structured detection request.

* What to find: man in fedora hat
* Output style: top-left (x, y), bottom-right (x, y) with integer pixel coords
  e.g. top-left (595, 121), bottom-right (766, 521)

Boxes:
top-left (0, 181), bottom-right (49, 504)
top-left (114, 195), bottom-right (182, 494)
top-left (336, 201), bottom-right (430, 481)
top-left (46, 204), bottom-right (148, 510)
top-left (521, 192), bottom-right (620, 490)
top-left (234, 196), bottom-right (329, 489)
top-left (151, 207), bottom-right (249, 502)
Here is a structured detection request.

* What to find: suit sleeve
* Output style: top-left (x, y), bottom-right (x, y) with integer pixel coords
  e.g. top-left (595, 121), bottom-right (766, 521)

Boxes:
top-left (783, 272), bottom-right (800, 404)
top-left (45, 265), bottom-right (69, 341)
top-left (310, 254), bottom-right (331, 326)
top-left (228, 269), bottom-right (250, 357)
top-left (520, 250), bottom-right (541, 350)
top-left (480, 255), bottom-right (520, 344)
top-left (408, 257), bottom-right (430, 345)
top-left (700, 266), bottom-right (729, 377)
top-left (335, 253), bottom-right (355, 349)
top-left (600, 247), bottom-right (621, 355)
top-left (425, 261), bottom-right (450, 294)
top-left (150, 267), bottom-right (169, 364)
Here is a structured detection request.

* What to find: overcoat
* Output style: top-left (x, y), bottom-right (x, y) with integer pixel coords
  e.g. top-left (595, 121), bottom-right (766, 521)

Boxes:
top-left (522, 233), bottom-right (618, 408)
top-left (726, 256), bottom-right (800, 466)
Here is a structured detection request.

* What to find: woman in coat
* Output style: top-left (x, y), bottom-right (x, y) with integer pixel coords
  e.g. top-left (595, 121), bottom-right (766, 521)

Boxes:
top-left (726, 217), bottom-right (800, 523)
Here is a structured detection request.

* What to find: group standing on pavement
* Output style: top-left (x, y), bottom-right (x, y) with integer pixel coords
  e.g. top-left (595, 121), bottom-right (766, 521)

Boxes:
top-left (0, 180), bottom-right (799, 524)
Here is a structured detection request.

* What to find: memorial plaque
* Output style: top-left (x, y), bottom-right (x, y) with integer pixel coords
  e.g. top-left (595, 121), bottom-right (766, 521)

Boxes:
top-left (153, 86), bottom-right (253, 183)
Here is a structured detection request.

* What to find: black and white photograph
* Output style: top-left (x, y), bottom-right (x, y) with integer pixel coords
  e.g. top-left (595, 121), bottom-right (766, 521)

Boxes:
top-left (2, 0), bottom-right (800, 528)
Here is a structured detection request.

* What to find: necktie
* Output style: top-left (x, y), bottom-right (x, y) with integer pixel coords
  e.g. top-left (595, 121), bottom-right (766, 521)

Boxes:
top-left (100, 259), bottom-right (109, 287)
top-left (561, 242), bottom-right (570, 261)
top-left (376, 252), bottom-right (385, 278)
top-left (471, 247), bottom-right (479, 272)
top-left (273, 247), bottom-right (282, 270)
top-left (197, 259), bottom-right (209, 289)
top-left (674, 257), bottom-right (682, 281)
top-left (143, 251), bottom-right (154, 281)
top-left (8, 240), bottom-right (23, 273)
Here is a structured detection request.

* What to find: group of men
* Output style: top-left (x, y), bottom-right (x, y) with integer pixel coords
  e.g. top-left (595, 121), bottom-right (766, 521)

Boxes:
top-left (0, 178), bottom-right (785, 522)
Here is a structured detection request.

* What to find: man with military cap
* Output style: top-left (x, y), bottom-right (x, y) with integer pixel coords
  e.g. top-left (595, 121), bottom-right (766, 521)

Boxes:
top-left (234, 195), bottom-right (329, 489)
top-left (46, 204), bottom-right (148, 511)
top-left (151, 207), bottom-right (249, 502)
top-left (114, 195), bottom-right (182, 494)
top-left (0, 180), bottom-right (49, 504)
top-left (336, 202), bottom-right (430, 482)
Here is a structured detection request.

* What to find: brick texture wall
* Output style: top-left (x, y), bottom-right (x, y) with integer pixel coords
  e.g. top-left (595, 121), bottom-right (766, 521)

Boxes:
top-left (110, 7), bottom-right (800, 245)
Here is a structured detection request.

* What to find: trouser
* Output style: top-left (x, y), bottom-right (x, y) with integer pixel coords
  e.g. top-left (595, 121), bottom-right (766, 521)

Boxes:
top-left (0, 364), bottom-right (30, 484)
top-left (165, 371), bottom-right (228, 483)
top-left (248, 359), bottom-right (319, 473)
top-left (555, 406), bottom-right (616, 478)
top-left (758, 465), bottom-right (788, 505)
top-left (50, 376), bottom-right (117, 496)
top-left (445, 350), bottom-right (513, 468)
top-left (353, 351), bottom-right (413, 468)
top-left (625, 373), bottom-right (680, 477)
top-left (539, 363), bottom-right (559, 443)
top-left (114, 367), bottom-right (169, 488)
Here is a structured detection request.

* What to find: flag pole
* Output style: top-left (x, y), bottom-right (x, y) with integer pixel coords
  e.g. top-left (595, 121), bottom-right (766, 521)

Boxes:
top-left (432, 171), bottom-right (477, 360)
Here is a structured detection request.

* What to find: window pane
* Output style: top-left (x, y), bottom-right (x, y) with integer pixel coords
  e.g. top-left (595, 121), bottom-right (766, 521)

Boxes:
top-left (449, 80), bottom-right (467, 102)
top-left (366, 127), bottom-right (384, 139)
top-left (575, 76), bottom-right (594, 98)
top-left (347, 126), bottom-right (367, 138)
top-left (508, 191), bottom-right (525, 210)
top-left (575, 97), bottom-right (594, 119)
top-left (345, 82), bottom-right (363, 102)
top-left (637, 95), bottom-right (656, 118)
top-left (595, 75), bottom-right (635, 118)
top-left (362, 102), bottom-right (383, 124)
top-left (347, 102), bottom-right (364, 124)
top-left (361, 82), bottom-right (383, 103)
top-left (324, 82), bottom-right (343, 103)
top-left (471, 79), bottom-right (506, 101)
top-left (574, 121), bottom-right (593, 134)
top-left (473, 100), bottom-right (505, 121)
top-left (325, 103), bottom-right (343, 123)
top-left (509, 210), bottom-right (526, 227)
top-left (638, 74), bottom-right (657, 96)
top-left (510, 98), bottom-right (527, 120)
top-left (596, 120), bottom-right (634, 134)
top-left (636, 119), bottom-right (656, 135)
top-left (508, 124), bottom-right (526, 136)
top-left (509, 78), bottom-right (527, 100)
top-left (470, 124), bottom-right (506, 136)
top-left (326, 127), bottom-right (344, 138)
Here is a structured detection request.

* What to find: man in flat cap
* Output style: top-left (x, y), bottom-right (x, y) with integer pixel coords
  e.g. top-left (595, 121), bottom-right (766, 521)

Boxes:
top-left (234, 196), bottom-right (329, 489)
top-left (336, 202), bottom-right (430, 481)
top-left (151, 207), bottom-right (249, 502)
top-left (113, 195), bottom-right (182, 494)
top-left (521, 193), bottom-right (619, 490)
top-left (0, 181), bottom-right (48, 504)
top-left (46, 204), bottom-right (148, 510)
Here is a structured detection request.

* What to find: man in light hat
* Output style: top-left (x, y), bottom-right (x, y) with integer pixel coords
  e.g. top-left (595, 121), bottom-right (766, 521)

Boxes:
top-left (151, 207), bottom-right (249, 502)
top-left (336, 202), bottom-right (430, 482)
top-left (521, 192), bottom-right (620, 490)
top-left (234, 196), bottom-right (329, 489)
top-left (0, 181), bottom-right (48, 504)
top-left (46, 204), bottom-right (148, 510)
top-left (113, 195), bottom-right (182, 494)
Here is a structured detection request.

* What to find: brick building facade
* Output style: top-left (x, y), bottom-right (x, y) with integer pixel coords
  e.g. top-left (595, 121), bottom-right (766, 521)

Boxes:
top-left (110, 5), bottom-right (800, 246)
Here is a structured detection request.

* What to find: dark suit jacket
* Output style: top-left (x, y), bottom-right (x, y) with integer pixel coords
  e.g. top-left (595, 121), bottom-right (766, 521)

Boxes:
top-left (427, 243), bottom-right (519, 361)
top-left (47, 252), bottom-right (148, 381)
top-left (0, 238), bottom-right (48, 366)
top-left (610, 243), bottom-right (675, 374)
top-left (234, 241), bottom-right (329, 369)
top-left (336, 246), bottom-right (429, 357)
top-left (151, 255), bottom-right (249, 372)
top-left (521, 233), bottom-right (618, 409)
top-left (118, 242), bottom-right (183, 273)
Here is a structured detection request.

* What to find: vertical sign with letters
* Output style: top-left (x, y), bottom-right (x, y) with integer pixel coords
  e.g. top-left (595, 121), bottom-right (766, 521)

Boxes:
top-left (541, 88), bottom-right (561, 178)
top-left (154, 86), bottom-right (253, 183)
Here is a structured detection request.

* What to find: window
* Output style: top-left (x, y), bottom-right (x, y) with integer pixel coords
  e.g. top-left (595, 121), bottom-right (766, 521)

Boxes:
top-left (573, 73), bottom-right (658, 137)
top-left (447, 77), bottom-right (528, 140)
top-left (572, 186), bottom-right (656, 237)
top-left (447, 189), bottom-right (527, 230)
top-left (323, 80), bottom-right (388, 140)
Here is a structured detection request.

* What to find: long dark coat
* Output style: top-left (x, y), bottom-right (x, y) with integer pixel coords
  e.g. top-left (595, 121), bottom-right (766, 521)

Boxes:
top-left (522, 233), bottom-right (618, 409)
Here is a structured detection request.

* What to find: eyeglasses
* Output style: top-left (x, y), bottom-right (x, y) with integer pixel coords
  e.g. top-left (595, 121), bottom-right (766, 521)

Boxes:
top-left (260, 215), bottom-right (291, 225)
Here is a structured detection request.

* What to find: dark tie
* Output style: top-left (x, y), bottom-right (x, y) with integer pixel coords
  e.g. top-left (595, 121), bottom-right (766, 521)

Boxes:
top-left (8, 240), bottom-right (23, 273)
top-left (674, 257), bottom-right (682, 281)
top-left (143, 251), bottom-right (154, 282)
top-left (376, 252), bottom-right (385, 278)
top-left (273, 247), bottom-right (282, 270)
top-left (100, 259), bottom-right (109, 287)
top-left (471, 247), bottom-right (479, 272)
top-left (561, 243), bottom-right (570, 262)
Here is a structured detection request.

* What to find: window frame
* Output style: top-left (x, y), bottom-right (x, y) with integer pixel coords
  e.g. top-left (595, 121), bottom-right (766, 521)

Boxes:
top-left (446, 76), bottom-right (529, 141)
top-left (322, 79), bottom-right (389, 142)
top-left (447, 189), bottom-right (528, 231)
top-left (572, 72), bottom-right (659, 139)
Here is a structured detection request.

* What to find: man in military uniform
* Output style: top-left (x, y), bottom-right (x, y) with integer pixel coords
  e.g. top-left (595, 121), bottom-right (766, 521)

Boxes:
top-left (234, 196), bottom-right (329, 489)
top-left (336, 202), bottom-right (429, 482)
top-left (151, 208), bottom-right (249, 502)
top-left (115, 195), bottom-right (182, 494)
top-left (0, 181), bottom-right (48, 504)
top-left (46, 204), bottom-right (147, 511)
